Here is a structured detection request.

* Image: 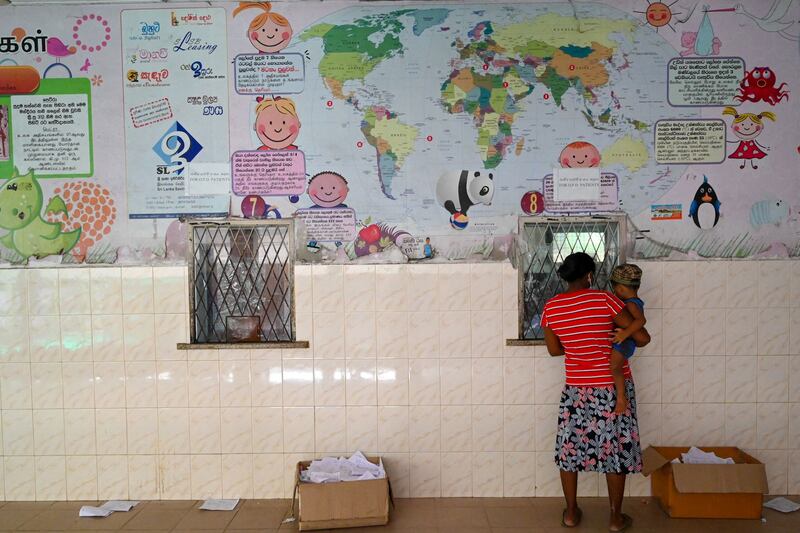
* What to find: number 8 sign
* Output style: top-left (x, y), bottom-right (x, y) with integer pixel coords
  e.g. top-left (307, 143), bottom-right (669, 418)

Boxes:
top-left (521, 190), bottom-right (545, 214)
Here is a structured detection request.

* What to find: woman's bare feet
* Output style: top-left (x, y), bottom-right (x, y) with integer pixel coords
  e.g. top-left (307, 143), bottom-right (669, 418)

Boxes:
top-left (561, 507), bottom-right (582, 527)
top-left (609, 512), bottom-right (633, 531)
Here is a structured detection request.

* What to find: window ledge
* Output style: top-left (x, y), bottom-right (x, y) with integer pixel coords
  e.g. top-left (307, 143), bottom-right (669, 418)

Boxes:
top-left (177, 341), bottom-right (310, 350)
top-left (505, 338), bottom-right (545, 347)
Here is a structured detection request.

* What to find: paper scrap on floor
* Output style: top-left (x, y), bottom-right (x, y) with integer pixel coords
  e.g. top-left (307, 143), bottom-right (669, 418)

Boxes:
top-left (678, 446), bottom-right (735, 465)
top-left (79, 500), bottom-right (139, 517)
top-left (78, 507), bottom-right (112, 518)
top-left (763, 497), bottom-right (800, 513)
top-left (199, 499), bottom-right (240, 511)
top-left (101, 501), bottom-right (139, 512)
top-left (300, 451), bottom-right (386, 483)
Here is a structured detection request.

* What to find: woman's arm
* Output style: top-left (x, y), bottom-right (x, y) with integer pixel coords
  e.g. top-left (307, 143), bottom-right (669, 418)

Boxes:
top-left (543, 327), bottom-right (564, 356)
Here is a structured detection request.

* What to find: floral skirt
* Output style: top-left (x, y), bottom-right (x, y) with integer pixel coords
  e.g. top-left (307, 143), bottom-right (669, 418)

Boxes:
top-left (554, 379), bottom-right (643, 474)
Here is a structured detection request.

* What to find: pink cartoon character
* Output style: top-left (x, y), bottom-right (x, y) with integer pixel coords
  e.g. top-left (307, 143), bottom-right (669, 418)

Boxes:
top-left (308, 171), bottom-right (349, 208)
top-left (255, 96), bottom-right (300, 150)
top-left (680, 31), bottom-right (721, 57)
top-left (233, 2), bottom-right (293, 54)
top-left (559, 141), bottom-right (601, 168)
top-left (723, 107), bottom-right (776, 170)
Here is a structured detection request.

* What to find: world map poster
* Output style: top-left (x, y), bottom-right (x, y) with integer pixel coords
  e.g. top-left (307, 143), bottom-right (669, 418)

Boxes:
top-left (0, 1), bottom-right (797, 264)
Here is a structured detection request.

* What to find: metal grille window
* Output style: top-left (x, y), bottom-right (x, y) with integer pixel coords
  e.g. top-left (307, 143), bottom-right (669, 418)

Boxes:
top-left (517, 216), bottom-right (624, 341)
top-left (186, 219), bottom-right (298, 346)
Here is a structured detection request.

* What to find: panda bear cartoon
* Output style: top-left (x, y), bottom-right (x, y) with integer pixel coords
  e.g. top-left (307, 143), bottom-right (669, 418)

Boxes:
top-left (435, 170), bottom-right (495, 223)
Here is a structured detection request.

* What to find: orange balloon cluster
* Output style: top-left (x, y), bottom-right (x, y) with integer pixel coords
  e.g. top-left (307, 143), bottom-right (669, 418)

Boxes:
top-left (46, 181), bottom-right (117, 261)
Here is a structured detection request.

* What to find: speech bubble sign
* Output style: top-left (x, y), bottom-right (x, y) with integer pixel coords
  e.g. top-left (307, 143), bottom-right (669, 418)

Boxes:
top-left (231, 149), bottom-right (306, 196)
top-left (295, 207), bottom-right (356, 242)
top-left (667, 57), bottom-right (745, 107)
top-left (655, 119), bottom-right (726, 164)
top-left (234, 53), bottom-right (305, 95)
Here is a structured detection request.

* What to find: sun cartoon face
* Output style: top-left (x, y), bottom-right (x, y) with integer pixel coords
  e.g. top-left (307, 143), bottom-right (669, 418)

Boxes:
top-left (635, 0), bottom-right (682, 32)
top-left (646, 2), bottom-right (672, 27)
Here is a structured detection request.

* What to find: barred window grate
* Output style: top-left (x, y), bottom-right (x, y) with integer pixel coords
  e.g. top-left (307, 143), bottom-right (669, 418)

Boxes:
top-left (188, 219), bottom-right (295, 344)
top-left (518, 216), bottom-right (623, 340)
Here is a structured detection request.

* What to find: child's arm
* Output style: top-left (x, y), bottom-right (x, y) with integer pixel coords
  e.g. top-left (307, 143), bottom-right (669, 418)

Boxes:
top-left (612, 302), bottom-right (646, 344)
top-left (612, 306), bottom-right (650, 348)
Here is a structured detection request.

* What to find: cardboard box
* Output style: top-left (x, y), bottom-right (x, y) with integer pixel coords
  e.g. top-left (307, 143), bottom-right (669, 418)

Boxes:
top-left (295, 456), bottom-right (390, 531)
top-left (642, 446), bottom-right (768, 519)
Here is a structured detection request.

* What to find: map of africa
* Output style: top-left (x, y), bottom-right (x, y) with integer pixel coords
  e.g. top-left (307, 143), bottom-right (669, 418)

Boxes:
top-left (280, 3), bottom-right (697, 235)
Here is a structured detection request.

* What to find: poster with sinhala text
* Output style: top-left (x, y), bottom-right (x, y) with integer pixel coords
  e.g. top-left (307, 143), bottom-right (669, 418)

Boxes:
top-left (0, 0), bottom-right (798, 264)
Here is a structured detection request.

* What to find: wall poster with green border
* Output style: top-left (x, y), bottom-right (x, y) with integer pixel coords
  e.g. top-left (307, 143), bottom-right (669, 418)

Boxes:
top-left (0, 77), bottom-right (93, 179)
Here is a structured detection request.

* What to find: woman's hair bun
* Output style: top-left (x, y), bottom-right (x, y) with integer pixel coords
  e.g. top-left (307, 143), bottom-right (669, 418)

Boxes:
top-left (557, 252), bottom-right (596, 282)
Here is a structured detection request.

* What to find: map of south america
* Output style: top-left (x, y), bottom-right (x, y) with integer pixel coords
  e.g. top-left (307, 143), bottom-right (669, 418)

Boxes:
top-left (300, 10), bottom-right (439, 198)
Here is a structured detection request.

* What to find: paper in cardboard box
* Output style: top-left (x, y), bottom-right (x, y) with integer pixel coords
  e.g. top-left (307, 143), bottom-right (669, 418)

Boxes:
top-left (642, 446), bottom-right (768, 519)
top-left (295, 456), bottom-right (390, 531)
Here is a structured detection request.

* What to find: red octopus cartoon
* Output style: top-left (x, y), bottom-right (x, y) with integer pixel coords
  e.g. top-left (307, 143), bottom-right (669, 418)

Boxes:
top-left (734, 67), bottom-right (789, 105)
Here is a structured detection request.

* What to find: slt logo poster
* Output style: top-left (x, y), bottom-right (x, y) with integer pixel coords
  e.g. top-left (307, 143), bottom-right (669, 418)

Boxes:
top-left (122, 8), bottom-right (229, 219)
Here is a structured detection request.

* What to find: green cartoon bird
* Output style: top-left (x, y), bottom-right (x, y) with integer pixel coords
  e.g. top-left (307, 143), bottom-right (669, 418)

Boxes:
top-left (0, 168), bottom-right (81, 259)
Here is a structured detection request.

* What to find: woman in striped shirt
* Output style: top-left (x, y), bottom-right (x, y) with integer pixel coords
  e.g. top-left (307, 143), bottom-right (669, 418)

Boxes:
top-left (541, 252), bottom-right (650, 531)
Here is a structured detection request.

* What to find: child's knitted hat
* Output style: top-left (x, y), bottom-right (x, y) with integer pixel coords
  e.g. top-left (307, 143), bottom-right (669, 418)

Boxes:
top-left (610, 264), bottom-right (642, 287)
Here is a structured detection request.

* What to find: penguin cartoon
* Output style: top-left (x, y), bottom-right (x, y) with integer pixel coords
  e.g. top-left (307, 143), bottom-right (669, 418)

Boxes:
top-left (435, 169), bottom-right (494, 229)
top-left (689, 176), bottom-right (721, 229)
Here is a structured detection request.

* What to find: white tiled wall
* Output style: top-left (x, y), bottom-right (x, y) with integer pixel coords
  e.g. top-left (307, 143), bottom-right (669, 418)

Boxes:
top-left (0, 261), bottom-right (798, 500)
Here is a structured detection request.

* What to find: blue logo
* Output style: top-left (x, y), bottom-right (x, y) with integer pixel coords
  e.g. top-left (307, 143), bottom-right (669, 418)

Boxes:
top-left (152, 121), bottom-right (202, 175)
top-left (140, 21), bottom-right (160, 36)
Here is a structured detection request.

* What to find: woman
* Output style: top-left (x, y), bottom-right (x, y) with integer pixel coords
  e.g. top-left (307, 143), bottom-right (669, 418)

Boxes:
top-left (540, 253), bottom-right (650, 532)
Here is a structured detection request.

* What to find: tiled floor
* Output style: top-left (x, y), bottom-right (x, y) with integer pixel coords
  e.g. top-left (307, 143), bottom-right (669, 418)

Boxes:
top-left (0, 497), bottom-right (797, 532)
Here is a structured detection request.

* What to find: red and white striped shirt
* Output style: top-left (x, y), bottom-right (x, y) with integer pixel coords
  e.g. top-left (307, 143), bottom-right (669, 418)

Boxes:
top-left (540, 289), bottom-right (630, 387)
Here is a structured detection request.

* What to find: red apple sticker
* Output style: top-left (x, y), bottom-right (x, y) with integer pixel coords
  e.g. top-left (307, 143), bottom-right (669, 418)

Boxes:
top-left (359, 224), bottom-right (381, 244)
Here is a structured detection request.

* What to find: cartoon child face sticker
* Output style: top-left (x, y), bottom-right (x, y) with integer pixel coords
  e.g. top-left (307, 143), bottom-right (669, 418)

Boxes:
top-left (255, 97), bottom-right (300, 150)
top-left (723, 107), bottom-right (776, 142)
top-left (233, 2), bottom-right (293, 54)
top-left (559, 141), bottom-right (601, 168)
top-left (731, 116), bottom-right (763, 140)
top-left (308, 171), bottom-right (349, 208)
top-left (250, 17), bottom-right (292, 53)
